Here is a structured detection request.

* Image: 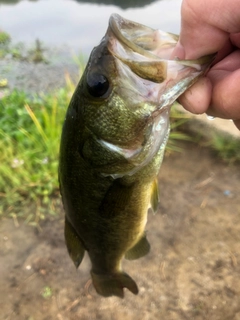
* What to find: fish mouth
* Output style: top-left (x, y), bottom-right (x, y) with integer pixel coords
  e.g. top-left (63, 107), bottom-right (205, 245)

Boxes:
top-left (109, 13), bottom-right (162, 60)
top-left (108, 13), bottom-right (169, 84)
top-left (109, 13), bottom-right (215, 66)
top-left (107, 13), bottom-right (215, 95)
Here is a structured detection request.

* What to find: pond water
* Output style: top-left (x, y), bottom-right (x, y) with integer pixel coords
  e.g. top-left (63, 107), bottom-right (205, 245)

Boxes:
top-left (0, 0), bottom-right (182, 55)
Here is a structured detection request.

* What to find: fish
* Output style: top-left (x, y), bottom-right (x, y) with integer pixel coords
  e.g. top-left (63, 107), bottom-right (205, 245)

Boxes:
top-left (59, 13), bottom-right (214, 298)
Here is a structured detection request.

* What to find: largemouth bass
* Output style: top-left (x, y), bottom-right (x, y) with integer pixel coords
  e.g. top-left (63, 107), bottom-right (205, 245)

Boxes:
top-left (59, 13), bottom-right (214, 298)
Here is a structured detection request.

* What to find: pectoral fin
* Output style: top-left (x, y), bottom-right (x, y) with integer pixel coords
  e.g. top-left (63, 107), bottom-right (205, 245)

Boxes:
top-left (64, 218), bottom-right (85, 268)
top-left (150, 178), bottom-right (160, 213)
top-left (125, 234), bottom-right (150, 260)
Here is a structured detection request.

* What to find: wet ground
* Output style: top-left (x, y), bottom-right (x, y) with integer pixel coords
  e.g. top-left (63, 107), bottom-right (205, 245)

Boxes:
top-left (1, 141), bottom-right (240, 320)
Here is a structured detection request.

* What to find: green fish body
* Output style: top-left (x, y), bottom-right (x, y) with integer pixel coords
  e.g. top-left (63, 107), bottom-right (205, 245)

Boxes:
top-left (59, 14), bottom-right (214, 298)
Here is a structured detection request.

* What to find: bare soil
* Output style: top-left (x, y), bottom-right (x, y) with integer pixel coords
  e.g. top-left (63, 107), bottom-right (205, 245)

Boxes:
top-left (1, 141), bottom-right (240, 320)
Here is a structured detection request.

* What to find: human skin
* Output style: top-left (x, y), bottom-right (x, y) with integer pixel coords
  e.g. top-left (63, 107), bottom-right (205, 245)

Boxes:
top-left (172, 0), bottom-right (240, 130)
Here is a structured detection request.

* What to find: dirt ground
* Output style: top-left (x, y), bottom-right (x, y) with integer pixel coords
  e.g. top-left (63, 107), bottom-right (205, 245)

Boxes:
top-left (1, 141), bottom-right (240, 320)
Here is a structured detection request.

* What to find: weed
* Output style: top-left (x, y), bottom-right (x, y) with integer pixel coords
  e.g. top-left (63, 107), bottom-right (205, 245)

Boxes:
top-left (0, 83), bottom-right (74, 222)
top-left (28, 39), bottom-right (47, 63)
top-left (0, 78), bottom-right (8, 88)
top-left (41, 286), bottom-right (53, 299)
top-left (0, 30), bottom-right (11, 45)
top-left (0, 33), bottom-right (46, 63)
top-left (168, 103), bottom-right (192, 153)
top-left (209, 134), bottom-right (240, 163)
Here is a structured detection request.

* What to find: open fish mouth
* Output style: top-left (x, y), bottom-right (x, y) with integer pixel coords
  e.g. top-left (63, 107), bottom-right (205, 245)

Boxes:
top-left (107, 13), bottom-right (215, 107)
top-left (108, 13), bottom-right (214, 66)
top-left (109, 13), bottom-right (168, 60)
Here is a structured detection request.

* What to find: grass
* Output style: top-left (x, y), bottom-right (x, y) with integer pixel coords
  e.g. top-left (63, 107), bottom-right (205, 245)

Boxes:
top-left (0, 78), bottom-right (75, 224)
top-left (0, 30), bottom-right (11, 45)
top-left (209, 134), bottom-right (240, 163)
top-left (167, 104), bottom-right (191, 152)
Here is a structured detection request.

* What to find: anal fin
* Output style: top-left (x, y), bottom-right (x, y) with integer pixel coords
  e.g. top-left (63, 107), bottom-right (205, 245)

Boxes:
top-left (125, 234), bottom-right (150, 260)
top-left (64, 218), bottom-right (85, 268)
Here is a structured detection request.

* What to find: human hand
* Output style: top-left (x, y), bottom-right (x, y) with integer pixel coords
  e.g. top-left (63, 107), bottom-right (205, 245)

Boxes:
top-left (172, 0), bottom-right (240, 130)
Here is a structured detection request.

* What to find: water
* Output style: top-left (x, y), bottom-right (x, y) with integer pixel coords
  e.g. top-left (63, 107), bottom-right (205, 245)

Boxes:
top-left (0, 0), bottom-right (182, 93)
top-left (206, 115), bottom-right (215, 121)
top-left (0, 0), bottom-right (182, 55)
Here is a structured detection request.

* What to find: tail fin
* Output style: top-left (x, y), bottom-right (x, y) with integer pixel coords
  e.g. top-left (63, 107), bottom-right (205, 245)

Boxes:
top-left (91, 271), bottom-right (138, 298)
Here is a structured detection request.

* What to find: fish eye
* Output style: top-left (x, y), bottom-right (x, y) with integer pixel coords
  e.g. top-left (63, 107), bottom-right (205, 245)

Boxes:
top-left (86, 73), bottom-right (110, 98)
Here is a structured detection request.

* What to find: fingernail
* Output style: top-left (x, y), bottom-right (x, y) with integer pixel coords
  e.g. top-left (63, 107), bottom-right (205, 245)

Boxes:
top-left (171, 41), bottom-right (185, 60)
